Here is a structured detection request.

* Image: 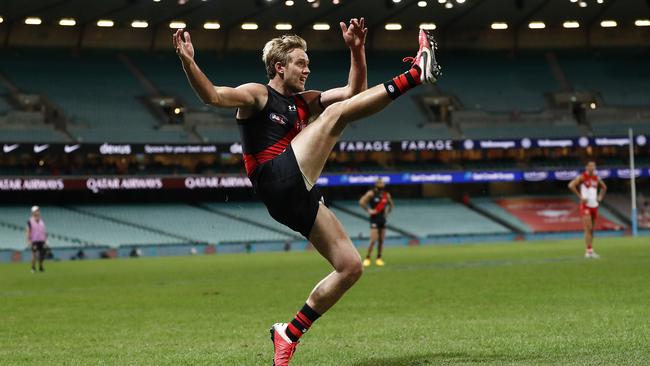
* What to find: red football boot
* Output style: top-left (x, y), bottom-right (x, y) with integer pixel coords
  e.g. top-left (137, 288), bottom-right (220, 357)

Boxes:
top-left (403, 28), bottom-right (442, 84)
top-left (270, 323), bottom-right (299, 366)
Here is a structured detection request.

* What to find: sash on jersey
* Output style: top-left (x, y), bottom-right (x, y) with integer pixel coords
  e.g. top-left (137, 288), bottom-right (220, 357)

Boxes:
top-left (374, 192), bottom-right (389, 214)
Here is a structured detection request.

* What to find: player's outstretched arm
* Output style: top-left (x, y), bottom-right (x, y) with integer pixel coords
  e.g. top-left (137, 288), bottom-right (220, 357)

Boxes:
top-left (568, 175), bottom-right (585, 202)
top-left (173, 29), bottom-right (263, 109)
top-left (320, 18), bottom-right (368, 108)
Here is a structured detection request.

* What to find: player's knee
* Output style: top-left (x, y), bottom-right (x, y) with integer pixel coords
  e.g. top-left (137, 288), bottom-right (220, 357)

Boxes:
top-left (339, 254), bottom-right (363, 282)
top-left (321, 102), bottom-right (346, 136)
top-left (346, 261), bottom-right (363, 283)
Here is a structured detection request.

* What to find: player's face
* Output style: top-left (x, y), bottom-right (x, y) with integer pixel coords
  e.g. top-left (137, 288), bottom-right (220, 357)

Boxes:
top-left (282, 49), bottom-right (310, 93)
top-left (33, 211), bottom-right (40, 220)
top-left (586, 162), bottom-right (596, 174)
top-left (375, 180), bottom-right (385, 190)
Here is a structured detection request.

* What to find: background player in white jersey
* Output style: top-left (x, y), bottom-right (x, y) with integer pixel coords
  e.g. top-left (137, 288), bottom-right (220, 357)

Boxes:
top-left (568, 161), bottom-right (607, 258)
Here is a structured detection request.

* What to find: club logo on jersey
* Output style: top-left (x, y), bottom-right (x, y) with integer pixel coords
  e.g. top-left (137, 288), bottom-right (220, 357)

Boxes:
top-left (288, 105), bottom-right (297, 112)
top-left (269, 112), bottom-right (288, 125)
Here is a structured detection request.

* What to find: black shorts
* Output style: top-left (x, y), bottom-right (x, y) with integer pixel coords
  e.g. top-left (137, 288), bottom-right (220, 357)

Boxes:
top-left (370, 215), bottom-right (386, 229)
top-left (31, 241), bottom-right (45, 253)
top-left (252, 145), bottom-right (323, 239)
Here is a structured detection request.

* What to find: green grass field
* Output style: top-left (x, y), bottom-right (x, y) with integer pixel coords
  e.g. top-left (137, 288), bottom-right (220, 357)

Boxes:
top-left (1, 237), bottom-right (649, 365)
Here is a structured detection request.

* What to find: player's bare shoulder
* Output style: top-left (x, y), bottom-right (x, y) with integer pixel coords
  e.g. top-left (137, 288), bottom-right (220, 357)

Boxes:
top-left (235, 83), bottom-right (270, 119)
top-left (239, 83), bottom-right (269, 104)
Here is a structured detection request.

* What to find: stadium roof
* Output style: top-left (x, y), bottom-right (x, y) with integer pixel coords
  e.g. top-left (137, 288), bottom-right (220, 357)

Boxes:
top-left (1, 0), bottom-right (648, 32)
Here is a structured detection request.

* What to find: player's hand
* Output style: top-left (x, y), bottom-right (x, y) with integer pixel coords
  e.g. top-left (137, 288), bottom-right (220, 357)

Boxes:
top-left (173, 29), bottom-right (195, 63)
top-left (580, 197), bottom-right (587, 204)
top-left (340, 18), bottom-right (367, 51)
top-left (368, 208), bottom-right (376, 215)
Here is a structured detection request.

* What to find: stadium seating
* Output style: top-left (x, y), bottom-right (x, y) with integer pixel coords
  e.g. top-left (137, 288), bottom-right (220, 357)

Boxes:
top-left (471, 197), bottom-right (532, 233)
top-left (332, 198), bottom-right (509, 237)
top-left (558, 50), bottom-right (650, 107)
top-left (0, 125), bottom-right (68, 142)
top-left (200, 202), bottom-right (297, 238)
top-left (0, 50), bottom-right (186, 143)
top-left (460, 120), bottom-right (581, 139)
top-left (72, 203), bottom-right (293, 243)
top-left (195, 124), bottom-right (241, 143)
top-left (129, 51), bottom-right (266, 113)
top-left (605, 193), bottom-right (650, 229)
top-left (2, 49), bottom-right (648, 144)
top-left (589, 121), bottom-right (650, 136)
top-left (327, 202), bottom-right (402, 239)
top-left (0, 86), bottom-right (11, 115)
top-left (0, 222), bottom-right (33, 251)
top-left (0, 206), bottom-right (179, 249)
top-left (440, 51), bottom-right (557, 112)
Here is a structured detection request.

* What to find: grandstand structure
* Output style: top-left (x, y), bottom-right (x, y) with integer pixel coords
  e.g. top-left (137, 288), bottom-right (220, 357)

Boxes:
top-left (0, 194), bottom-right (639, 261)
top-left (0, 0), bottom-right (649, 261)
top-left (1, 48), bottom-right (649, 144)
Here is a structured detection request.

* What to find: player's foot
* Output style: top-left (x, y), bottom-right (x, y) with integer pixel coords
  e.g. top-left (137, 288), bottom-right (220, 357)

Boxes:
top-left (404, 29), bottom-right (441, 84)
top-left (39, 267), bottom-right (44, 272)
top-left (363, 258), bottom-right (371, 267)
top-left (375, 258), bottom-right (385, 267)
top-left (270, 323), bottom-right (298, 366)
top-left (585, 251), bottom-right (600, 259)
top-left (30, 268), bottom-right (35, 274)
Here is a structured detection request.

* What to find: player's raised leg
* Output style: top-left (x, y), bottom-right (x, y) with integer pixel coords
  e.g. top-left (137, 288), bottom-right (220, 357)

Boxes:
top-left (291, 29), bottom-right (441, 185)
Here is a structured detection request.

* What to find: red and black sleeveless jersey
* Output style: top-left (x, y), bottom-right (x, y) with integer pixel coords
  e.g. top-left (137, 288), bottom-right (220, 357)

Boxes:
top-left (237, 85), bottom-right (310, 177)
top-left (370, 189), bottom-right (389, 217)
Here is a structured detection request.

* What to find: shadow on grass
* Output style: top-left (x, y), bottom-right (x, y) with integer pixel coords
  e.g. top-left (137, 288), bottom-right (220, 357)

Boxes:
top-left (351, 352), bottom-right (524, 366)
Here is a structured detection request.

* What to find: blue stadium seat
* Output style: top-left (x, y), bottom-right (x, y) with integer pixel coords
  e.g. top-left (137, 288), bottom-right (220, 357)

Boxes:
top-left (440, 51), bottom-right (557, 112)
top-left (558, 50), bottom-right (650, 107)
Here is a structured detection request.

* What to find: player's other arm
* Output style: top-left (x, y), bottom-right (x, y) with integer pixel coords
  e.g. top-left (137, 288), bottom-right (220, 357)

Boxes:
top-left (319, 18), bottom-right (368, 109)
top-left (598, 179), bottom-right (607, 202)
top-left (568, 175), bottom-right (585, 203)
top-left (173, 29), bottom-right (264, 110)
top-left (359, 190), bottom-right (375, 215)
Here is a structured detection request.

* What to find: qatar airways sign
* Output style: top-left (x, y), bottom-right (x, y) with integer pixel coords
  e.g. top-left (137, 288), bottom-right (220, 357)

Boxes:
top-left (184, 176), bottom-right (252, 189)
top-left (0, 178), bottom-right (65, 191)
top-left (86, 177), bottom-right (163, 193)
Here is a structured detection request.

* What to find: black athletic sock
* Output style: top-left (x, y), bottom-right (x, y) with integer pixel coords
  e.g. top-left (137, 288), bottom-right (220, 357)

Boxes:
top-left (285, 303), bottom-right (321, 342)
top-left (383, 65), bottom-right (422, 100)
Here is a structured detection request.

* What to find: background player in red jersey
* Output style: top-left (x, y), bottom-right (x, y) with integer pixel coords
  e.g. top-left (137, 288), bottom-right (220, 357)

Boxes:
top-left (568, 161), bottom-right (607, 258)
top-left (359, 179), bottom-right (394, 267)
top-left (175, 18), bottom-right (440, 365)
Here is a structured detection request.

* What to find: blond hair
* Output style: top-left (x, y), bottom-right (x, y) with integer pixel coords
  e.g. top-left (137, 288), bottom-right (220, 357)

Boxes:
top-left (262, 35), bottom-right (307, 79)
